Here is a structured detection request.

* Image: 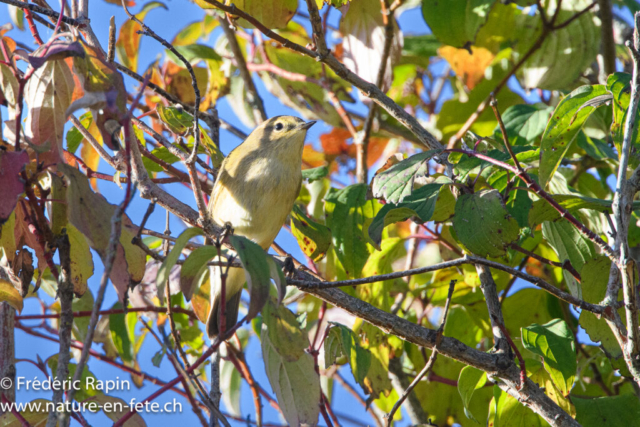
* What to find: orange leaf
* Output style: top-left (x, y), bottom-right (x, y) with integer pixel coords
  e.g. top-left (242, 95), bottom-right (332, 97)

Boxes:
top-left (320, 128), bottom-right (351, 156)
top-left (439, 46), bottom-right (494, 90)
top-left (302, 144), bottom-right (327, 169)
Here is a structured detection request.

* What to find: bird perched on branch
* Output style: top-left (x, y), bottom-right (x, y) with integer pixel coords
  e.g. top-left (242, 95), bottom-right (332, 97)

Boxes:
top-left (206, 115), bottom-right (316, 338)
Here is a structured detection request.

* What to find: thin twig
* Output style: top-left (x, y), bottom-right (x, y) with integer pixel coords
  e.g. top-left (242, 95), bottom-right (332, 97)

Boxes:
top-left (447, 148), bottom-right (616, 260)
top-left (289, 255), bottom-right (606, 315)
top-left (385, 280), bottom-right (455, 425)
top-left (218, 16), bottom-right (267, 123)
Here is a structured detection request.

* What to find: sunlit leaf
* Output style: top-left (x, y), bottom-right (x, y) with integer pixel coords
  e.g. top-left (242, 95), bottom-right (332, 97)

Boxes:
top-left (324, 184), bottom-right (378, 279)
top-left (538, 84), bottom-right (609, 187)
top-left (0, 279), bottom-right (23, 313)
top-left (24, 58), bottom-right (74, 157)
top-left (116, 2), bottom-right (167, 72)
top-left (495, 104), bottom-right (552, 144)
top-left (109, 302), bottom-right (136, 363)
top-left (458, 365), bottom-right (487, 422)
top-left (220, 358), bottom-right (242, 417)
top-left (522, 319), bottom-right (576, 396)
top-left (341, 0), bottom-right (403, 90)
top-left (290, 204), bottom-right (332, 262)
top-left (515, 2), bottom-right (600, 90)
top-left (440, 45), bottom-right (494, 89)
top-left (422, 0), bottom-right (497, 48)
top-left (542, 220), bottom-right (595, 298)
top-left (527, 358), bottom-right (575, 417)
top-left (492, 386), bottom-right (542, 426)
top-left (172, 15), bottom-right (218, 47)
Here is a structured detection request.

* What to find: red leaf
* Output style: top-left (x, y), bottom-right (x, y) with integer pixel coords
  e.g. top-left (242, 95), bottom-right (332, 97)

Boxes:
top-left (0, 150), bottom-right (29, 223)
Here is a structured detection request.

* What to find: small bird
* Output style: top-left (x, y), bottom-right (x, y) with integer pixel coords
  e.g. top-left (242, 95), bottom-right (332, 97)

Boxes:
top-left (206, 116), bottom-right (315, 338)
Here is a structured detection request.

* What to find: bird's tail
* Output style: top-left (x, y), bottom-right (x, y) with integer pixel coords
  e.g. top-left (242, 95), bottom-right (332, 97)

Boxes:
top-left (206, 265), bottom-right (245, 339)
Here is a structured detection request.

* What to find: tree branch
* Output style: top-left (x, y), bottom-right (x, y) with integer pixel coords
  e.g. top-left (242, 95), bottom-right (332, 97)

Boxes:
top-left (611, 12), bottom-right (640, 385)
top-left (218, 16), bottom-right (267, 123)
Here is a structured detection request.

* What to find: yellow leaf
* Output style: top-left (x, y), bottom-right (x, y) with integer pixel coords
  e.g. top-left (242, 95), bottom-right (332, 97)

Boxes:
top-left (0, 279), bottom-right (23, 313)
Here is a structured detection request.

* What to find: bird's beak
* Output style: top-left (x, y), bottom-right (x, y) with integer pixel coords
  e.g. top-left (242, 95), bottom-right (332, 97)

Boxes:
top-left (299, 120), bottom-right (316, 130)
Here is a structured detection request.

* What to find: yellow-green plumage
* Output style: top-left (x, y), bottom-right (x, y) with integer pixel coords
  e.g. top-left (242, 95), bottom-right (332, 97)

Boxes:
top-left (206, 116), bottom-right (315, 338)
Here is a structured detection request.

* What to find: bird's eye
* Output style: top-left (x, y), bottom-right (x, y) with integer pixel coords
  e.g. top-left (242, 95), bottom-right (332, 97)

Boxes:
top-left (274, 122), bottom-right (284, 131)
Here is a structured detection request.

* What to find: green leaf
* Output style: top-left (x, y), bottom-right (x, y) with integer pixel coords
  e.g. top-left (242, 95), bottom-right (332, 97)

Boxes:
top-left (528, 194), bottom-right (637, 229)
top-left (574, 394), bottom-right (640, 427)
top-left (522, 319), bottom-right (576, 395)
top-left (542, 221), bottom-right (595, 298)
top-left (516, 4), bottom-right (600, 90)
top-left (527, 358), bottom-right (575, 418)
top-left (607, 72), bottom-right (640, 150)
top-left (495, 104), bottom-right (552, 143)
top-left (371, 150), bottom-right (441, 203)
top-left (422, 0), bottom-right (497, 48)
top-left (324, 184), bottom-right (378, 279)
top-left (578, 256), bottom-right (622, 359)
top-left (359, 238), bottom-right (405, 312)
top-left (538, 84), bottom-right (609, 188)
top-left (229, 235), bottom-right (285, 320)
top-left (262, 298), bottom-right (309, 362)
top-left (576, 132), bottom-right (616, 160)
top-left (301, 166), bottom-right (329, 183)
top-left (290, 204), bottom-right (332, 262)
top-left (400, 35), bottom-right (441, 68)
top-left (368, 183), bottom-right (444, 247)
top-left (66, 111), bottom-right (92, 153)
top-left (109, 302), bottom-right (135, 363)
top-left (324, 323), bottom-right (372, 388)
top-left (458, 366), bottom-right (487, 422)
top-left (179, 245), bottom-right (218, 300)
top-left (158, 227), bottom-right (204, 290)
top-left (156, 104), bottom-right (194, 134)
top-left (452, 189), bottom-right (520, 257)
top-left (261, 301), bottom-right (320, 426)
top-left (172, 15), bottom-right (218, 47)
top-left (220, 358), bottom-right (242, 417)
top-left (493, 386), bottom-right (542, 427)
